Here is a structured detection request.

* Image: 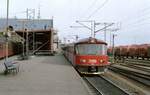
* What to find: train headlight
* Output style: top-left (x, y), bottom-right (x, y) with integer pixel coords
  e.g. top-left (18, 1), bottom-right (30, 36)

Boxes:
top-left (80, 59), bottom-right (86, 63)
top-left (90, 39), bottom-right (95, 43)
top-left (100, 59), bottom-right (104, 63)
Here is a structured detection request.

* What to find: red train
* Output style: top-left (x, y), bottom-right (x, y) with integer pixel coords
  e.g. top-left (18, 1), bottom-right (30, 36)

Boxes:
top-left (108, 44), bottom-right (150, 60)
top-left (62, 37), bottom-right (110, 74)
top-left (0, 42), bottom-right (22, 59)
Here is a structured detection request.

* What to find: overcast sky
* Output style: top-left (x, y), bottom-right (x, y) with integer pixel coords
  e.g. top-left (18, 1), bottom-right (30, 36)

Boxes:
top-left (0, 0), bottom-right (150, 46)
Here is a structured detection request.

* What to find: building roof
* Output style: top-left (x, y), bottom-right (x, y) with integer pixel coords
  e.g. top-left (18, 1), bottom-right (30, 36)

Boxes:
top-left (0, 18), bottom-right (53, 31)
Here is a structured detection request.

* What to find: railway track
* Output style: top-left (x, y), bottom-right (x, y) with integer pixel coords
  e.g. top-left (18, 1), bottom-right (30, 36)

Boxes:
top-left (114, 57), bottom-right (150, 73)
top-left (83, 76), bottom-right (129, 95)
top-left (125, 61), bottom-right (150, 67)
top-left (120, 63), bottom-right (150, 73)
top-left (123, 59), bottom-right (150, 67)
top-left (109, 66), bottom-right (150, 86)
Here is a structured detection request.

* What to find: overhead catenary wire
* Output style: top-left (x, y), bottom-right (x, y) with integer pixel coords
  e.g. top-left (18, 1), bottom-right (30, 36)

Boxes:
top-left (123, 16), bottom-right (150, 29)
top-left (120, 5), bottom-right (150, 32)
top-left (71, 0), bottom-right (150, 43)
top-left (123, 14), bottom-right (150, 26)
top-left (87, 0), bottom-right (109, 19)
top-left (121, 5), bottom-right (150, 27)
top-left (122, 22), bottom-right (150, 32)
top-left (80, 0), bottom-right (98, 19)
top-left (122, 11), bottom-right (150, 30)
top-left (121, 5), bottom-right (150, 22)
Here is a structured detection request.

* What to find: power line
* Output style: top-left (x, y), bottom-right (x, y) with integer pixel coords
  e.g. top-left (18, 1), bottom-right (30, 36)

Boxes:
top-left (81, 0), bottom-right (98, 19)
top-left (87, 0), bottom-right (109, 19)
top-left (121, 6), bottom-right (150, 25)
top-left (86, 0), bottom-right (98, 11)
top-left (123, 16), bottom-right (150, 28)
top-left (123, 13), bottom-right (150, 25)
top-left (122, 22), bottom-right (150, 31)
top-left (121, 7), bottom-right (150, 29)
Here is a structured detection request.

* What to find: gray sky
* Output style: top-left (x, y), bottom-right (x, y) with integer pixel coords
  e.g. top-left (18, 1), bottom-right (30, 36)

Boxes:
top-left (0, 0), bottom-right (150, 46)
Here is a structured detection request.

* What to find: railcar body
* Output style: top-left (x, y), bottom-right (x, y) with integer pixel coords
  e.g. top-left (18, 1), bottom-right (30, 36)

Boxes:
top-left (63, 37), bottom-right (110, 74)
top-left (0, 42), bottom-right (22, 59)
top-left (109, 44), bottom-right (150, 60)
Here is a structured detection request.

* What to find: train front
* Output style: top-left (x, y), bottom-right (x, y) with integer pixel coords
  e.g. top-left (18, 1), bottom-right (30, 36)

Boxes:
top-left (74, 38), bottom-right (109, 74)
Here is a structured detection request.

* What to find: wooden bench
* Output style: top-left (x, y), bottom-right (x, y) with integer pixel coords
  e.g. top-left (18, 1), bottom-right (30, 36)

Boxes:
top-left (4, 61), bottom-right (19, 74)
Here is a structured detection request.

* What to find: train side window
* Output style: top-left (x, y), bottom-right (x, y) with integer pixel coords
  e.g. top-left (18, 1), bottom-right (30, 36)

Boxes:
top-left (75, 46), bottom-right (79, 54)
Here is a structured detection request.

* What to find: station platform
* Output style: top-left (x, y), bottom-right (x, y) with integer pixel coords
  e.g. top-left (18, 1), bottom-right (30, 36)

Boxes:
top-left (0, 55), bottom-right (90, 95)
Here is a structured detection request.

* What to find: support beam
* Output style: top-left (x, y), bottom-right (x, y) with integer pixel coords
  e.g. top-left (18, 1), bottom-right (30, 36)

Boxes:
top-left (94, 23), bottom-right (114, 33)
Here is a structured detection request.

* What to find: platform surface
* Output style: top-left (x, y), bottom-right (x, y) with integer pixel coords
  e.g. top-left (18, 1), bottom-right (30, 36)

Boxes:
top-left (0, 55), bottom-right (89, 95)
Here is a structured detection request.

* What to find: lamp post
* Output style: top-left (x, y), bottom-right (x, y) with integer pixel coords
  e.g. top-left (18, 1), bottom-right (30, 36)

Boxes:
top-left (112, 34), bottom-right (117, 63)
top-left (25, 29), bottom-right (29, 57)
top-left (5, 0), bottom-right (9, 62)
top-left (6, 0), bottom-right (9, 27)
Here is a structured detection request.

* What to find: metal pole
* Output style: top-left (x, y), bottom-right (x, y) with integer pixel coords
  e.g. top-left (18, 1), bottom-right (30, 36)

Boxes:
top-left (112, 34), bottom-right (116, 63)
top-left (93, 21), bottom-right (96, 38)
top-left (6, 0), bottom-right (9, 28)
top-left (5, 0), bottom-right (9, 61)
top-left (22, 22), bottom-right (25, 57)
top-left (26, 8), bottom-right (29, 19)
top-left (110, 32), bottom-right (111, 47)
top-left (32, 9), bottom-right (35, 53)
top-left (33, 32), bottom-right (35, 52)
top-left (91, 21), bottom-right (93, 37)
top-left (26, 29), bottom-right (28, 57)
top-left (64, 37), bottom-right (66, 44)
top-left (33, 9), bottom-right (35, 19)
top-left (104, 23), bottom-right (106, 41)
top-left (75, 35), bottom-right (78, 41)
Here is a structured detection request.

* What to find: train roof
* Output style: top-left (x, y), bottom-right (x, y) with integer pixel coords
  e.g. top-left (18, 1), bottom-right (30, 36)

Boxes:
top-left (75, 37), bottom-right (107, 45)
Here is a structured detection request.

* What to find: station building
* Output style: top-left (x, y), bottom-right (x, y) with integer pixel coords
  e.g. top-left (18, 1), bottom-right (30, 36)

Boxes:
top-left (0, 18), bottom-right (59, 54)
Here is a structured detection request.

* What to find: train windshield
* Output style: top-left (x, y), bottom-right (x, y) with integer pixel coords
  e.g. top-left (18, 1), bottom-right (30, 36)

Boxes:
top-left (75, 44), bottom-right (107, 55)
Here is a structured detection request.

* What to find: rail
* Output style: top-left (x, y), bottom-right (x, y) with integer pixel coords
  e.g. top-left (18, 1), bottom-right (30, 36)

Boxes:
top-left (120, 63), bottom-right (150, 73)
top-left (109, 66), bottom-right (150, 86)
top-left (83, 76), bottom-right (129, 95)
top-left (124, 59), bottom-right (150, 67)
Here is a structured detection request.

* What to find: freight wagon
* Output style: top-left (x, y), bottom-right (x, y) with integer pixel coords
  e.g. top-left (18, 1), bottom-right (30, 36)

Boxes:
top-left (108, 44), bottom-right (150, 60)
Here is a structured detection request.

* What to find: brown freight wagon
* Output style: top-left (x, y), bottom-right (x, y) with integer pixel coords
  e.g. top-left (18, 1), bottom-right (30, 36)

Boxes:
top-left (120, 46), bottom-right (129, 58)
top-left (137, 44), bottom-right (150, 59)
top-left (148, 46), bottom-right (150, 59)
top-left (128, 45), bottom-right (138, 59)
top-left (114, 46), bottom-right (121, 59)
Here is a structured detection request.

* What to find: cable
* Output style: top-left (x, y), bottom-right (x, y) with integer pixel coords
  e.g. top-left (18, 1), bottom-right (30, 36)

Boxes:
top-left (123, 16), bottom-right (150, 28)
top-left (87, 0), bottom-right (109, 19)
top-left (121, 6), bottom-right (150, 25)
top-left (81, 0), bottom-right (98, 19)
top-left (121, 7), bottom-right (150, 30)
top-left (123, 22), bottom-right (150, 31)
